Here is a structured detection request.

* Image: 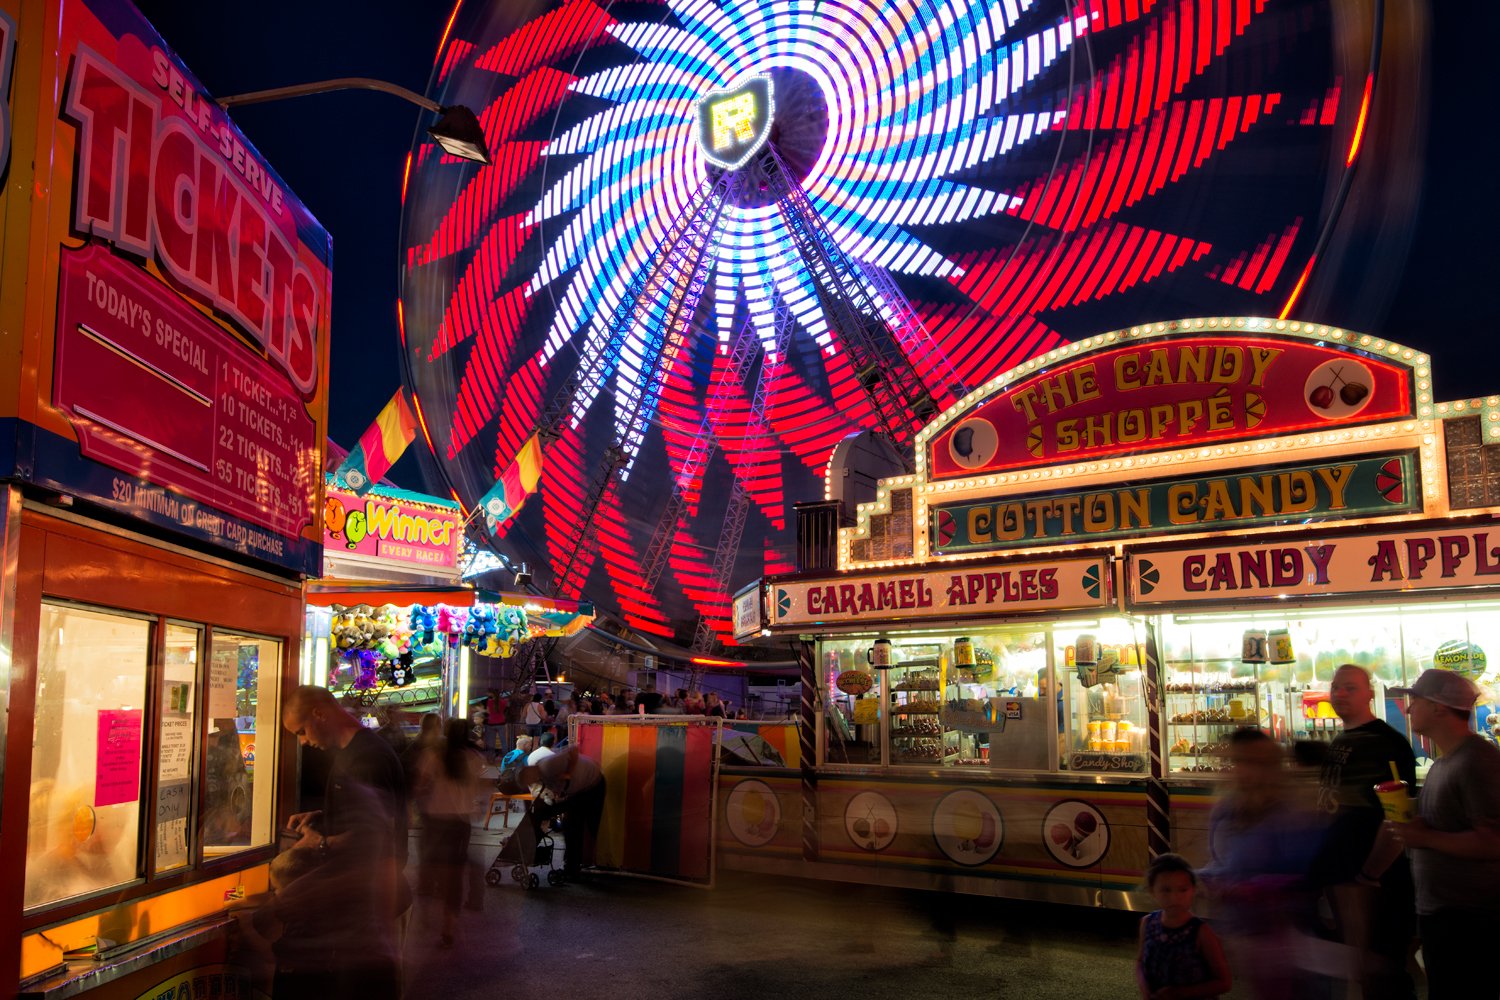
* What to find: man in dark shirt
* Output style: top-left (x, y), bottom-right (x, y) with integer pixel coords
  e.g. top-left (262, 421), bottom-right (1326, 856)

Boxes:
top-left (1314, 664), bottom-right (1417, 1000)
top-left (284, 685), bottom-right (411, 990)
top-left (285, 685), bottom-right (409, 866)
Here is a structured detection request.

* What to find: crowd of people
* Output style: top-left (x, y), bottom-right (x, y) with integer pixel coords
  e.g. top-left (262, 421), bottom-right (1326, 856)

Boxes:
top-left (1136, 665), bottom-right (1500, 1000)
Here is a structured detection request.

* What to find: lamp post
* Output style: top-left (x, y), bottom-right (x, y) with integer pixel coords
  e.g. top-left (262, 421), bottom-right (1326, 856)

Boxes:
top-left (216, 77), bottom-right (491, 165)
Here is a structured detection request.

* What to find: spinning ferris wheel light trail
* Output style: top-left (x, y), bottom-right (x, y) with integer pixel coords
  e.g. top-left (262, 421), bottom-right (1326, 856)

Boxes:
top-left (401, 0), bottom-right (1396, 645)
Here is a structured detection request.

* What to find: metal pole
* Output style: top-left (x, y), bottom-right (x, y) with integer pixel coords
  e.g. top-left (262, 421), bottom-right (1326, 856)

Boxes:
top-left (217, 77), bottom-right (443, 113)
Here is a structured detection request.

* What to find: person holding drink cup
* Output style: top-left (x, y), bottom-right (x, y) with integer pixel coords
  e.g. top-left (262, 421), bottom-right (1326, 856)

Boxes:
top-left (1311, 664), bottom-right (1418, 1000)
top-left (1372, 669), bottom-right (1500, 999)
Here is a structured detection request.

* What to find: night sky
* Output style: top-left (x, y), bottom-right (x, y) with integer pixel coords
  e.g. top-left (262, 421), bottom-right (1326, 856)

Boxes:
top-left (133, 0), bottom-right (1499, 497)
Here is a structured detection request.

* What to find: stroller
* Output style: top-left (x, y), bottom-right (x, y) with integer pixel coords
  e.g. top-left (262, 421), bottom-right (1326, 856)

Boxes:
top-left (484, 799), bottom-right (565, 889)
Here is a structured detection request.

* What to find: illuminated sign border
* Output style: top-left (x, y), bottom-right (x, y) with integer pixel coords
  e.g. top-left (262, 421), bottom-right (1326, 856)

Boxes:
top-left (1127, 523), bottom-right (1500, 606)
top-left (833, 318), bottom-right (1456, 573)
top-left (766, 554), bottom-right (1113, 631)
top-left (693, 75), bottom-right (775, 171)
top-left (925, 330), bottom-right (1417, 481)
top-left (930, 451), bottom-right (1420, 555)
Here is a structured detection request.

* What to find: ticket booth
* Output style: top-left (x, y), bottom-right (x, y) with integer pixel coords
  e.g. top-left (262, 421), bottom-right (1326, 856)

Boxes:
top-left (0, 0), bottom-right (332, 993)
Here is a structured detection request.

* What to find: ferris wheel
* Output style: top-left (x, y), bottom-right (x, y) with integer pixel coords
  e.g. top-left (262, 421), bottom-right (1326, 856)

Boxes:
top-left (399, 0), bottom-right (1401, 648)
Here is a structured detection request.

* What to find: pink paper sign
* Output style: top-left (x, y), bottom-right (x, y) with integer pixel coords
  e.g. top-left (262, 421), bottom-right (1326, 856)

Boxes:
top-left (95, 709), bottom-right (144, 808)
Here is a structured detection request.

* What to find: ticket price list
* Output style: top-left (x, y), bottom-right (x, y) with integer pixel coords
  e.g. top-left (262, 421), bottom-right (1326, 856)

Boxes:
top-left (212, 358), bottom-right (314, 532)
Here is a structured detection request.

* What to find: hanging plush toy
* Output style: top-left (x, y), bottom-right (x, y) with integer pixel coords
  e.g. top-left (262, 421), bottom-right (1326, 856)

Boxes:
top-left (410, 605), bottom-right (438, 644)
top-left (465, 605), bottom-right (498, 654)
top-left (498, 605), bottom-right (528, 648)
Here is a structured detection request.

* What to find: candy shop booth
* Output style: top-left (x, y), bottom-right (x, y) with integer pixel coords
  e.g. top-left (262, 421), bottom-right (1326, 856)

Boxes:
top-left (0, 0), bottom-right (332, 993)
top-left (728, 317), bottom-right (1500, 908)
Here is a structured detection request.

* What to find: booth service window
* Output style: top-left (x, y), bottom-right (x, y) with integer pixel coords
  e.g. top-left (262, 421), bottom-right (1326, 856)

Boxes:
top-left (25, 602), bottom-right (281, 911)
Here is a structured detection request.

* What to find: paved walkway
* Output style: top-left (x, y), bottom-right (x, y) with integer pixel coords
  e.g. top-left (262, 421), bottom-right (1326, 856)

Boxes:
top-left (401, 817), bottom-right (1142, 999)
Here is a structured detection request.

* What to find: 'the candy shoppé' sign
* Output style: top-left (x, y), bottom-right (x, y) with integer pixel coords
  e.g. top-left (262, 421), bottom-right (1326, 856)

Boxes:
top-left (929, 336), bottom-right (1415, 479)
top-left (1130, 527), bottom-right (1500, 605)
top-left (768, 556), bottom-right (1111, 629)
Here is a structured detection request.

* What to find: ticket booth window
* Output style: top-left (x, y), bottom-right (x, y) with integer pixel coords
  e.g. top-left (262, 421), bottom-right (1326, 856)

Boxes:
top-left (154, 624), bottom-right (200, 874)
top-left (202, 633), bottom-right (280, 856)
top-left (25, 604), bottom-right (152, 910)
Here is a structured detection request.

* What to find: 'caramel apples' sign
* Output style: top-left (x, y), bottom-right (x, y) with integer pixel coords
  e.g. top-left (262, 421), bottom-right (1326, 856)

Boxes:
top-left (769, 556), bottom-right (1112, 629)
top-left (1130, 528), bottom-right (1500, 605)
top-left (928, 335), bottom-right (1415, 480)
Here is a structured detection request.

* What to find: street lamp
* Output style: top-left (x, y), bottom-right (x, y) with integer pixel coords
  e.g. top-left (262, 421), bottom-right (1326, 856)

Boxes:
top-left (216, 77), bottom-right (491, 165)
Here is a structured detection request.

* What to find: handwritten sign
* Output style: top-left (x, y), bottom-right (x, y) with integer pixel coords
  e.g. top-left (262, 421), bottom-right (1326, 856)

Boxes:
top-left (209, 646), bottom-right (237, 717)
top-left (155, 779), bottom-right (191, 870)
top-left (95, 709), bottom-right (143, 807)
top-left (159, 714), bottom-right (193, 781)
top-left (1069, 751), bottom-right (1146, 773)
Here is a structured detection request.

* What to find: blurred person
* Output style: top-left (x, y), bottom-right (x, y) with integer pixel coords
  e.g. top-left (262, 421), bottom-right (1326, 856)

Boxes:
top-left (683, 690), bottom-right (706, 714)
top-left (1201, 728), bottom-right (1328, 1000)
top-left (255, 789), bottom-right (403, 998)
top-left (415, 719), bottom-right (486, 945)
top-left (403, 714), bottom-right (443, 793)
top-left (283, 685), bottom-right (411, 975)
top-left (1136, 853), bottom-right (1232, 1000)
top-left (484, 688), bottom-right (509, 761)
top-left (374, 704), bottom-right (411, 758)
top-left (522, 695), bottom-right (547, 737)
top-left (522, 744), bottom-right (607, 875)
top-left (554, 695), bottom-right (573, 736)
top-left (1379, 669), bottom-right (1500, 999)
top-left (527, 731), bottom-right (557, 765)
top-left (202, 718), bottom-right (250, 845)
top-left (705, 692), bottom-right (726, 718)
top-left (636, 687), bottom-right (664, 714)
top-left (1311, 664), bottom-right (1418, 1000)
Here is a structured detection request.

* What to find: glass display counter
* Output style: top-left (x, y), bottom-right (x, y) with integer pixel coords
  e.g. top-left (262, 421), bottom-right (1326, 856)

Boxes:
top-left (1057, 620), bottom-right (1150, 774)
top-left (818, 619), bottom-right (1142, 772)
top-left (1155, 601), bottom-right (1500, 775)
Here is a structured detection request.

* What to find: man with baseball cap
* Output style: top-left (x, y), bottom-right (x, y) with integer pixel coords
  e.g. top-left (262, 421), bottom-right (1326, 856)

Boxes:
top-left (1383, 669), bottom-right (1500, 998)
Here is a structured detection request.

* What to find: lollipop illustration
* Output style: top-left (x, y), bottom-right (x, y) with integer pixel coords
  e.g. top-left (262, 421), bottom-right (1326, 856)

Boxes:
top-left (740, 788), bottom-right (768, 834)
top-left (845, 792), bottom-right (897, 851)
top-left (727, 781), bottom-right (780, 846)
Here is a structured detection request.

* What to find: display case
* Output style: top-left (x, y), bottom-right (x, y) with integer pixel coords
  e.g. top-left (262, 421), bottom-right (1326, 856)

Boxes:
top-left (820, 638), bottom-right (883, 766)
top-left (888, 643), bottom-right (950, 764)
top-left (1058, 620), bottom-right (1149, 773)
top-left (1152, 608), bottom-right (1454, 773)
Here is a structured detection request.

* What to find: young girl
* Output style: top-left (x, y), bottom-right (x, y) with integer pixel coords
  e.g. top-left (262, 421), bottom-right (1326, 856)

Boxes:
top-left (1137, 854), bottom-right (1232, 1000)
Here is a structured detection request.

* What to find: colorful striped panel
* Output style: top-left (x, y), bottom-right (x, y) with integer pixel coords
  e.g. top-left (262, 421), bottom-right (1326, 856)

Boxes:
top-left (579, 721), bottom-right (716, 882)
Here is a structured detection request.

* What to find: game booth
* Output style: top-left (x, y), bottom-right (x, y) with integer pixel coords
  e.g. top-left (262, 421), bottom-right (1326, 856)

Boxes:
top-left (305, 477), bottom-right (595, 727)
top-left (0, 0), bottom-right (332, 995)
top-left (726, 318), bottom-right (1500, 908)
